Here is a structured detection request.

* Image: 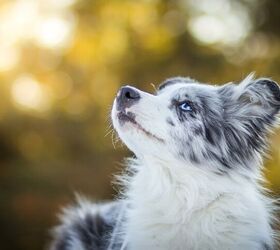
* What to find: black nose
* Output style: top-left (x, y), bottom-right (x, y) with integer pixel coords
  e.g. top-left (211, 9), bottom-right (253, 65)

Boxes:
top-left (117, 86), bottom-right (140, 110)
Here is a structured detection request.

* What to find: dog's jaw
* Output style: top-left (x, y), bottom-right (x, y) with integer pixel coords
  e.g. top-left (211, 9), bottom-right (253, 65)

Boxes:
top-left (112, 102), bottom-right (165, 145)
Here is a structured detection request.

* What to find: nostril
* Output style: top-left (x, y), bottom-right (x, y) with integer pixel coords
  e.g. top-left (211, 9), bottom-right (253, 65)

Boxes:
top-left (122, 87), bottom-right (140, 100)
top-left (125, 91), bottom-right (132, 99)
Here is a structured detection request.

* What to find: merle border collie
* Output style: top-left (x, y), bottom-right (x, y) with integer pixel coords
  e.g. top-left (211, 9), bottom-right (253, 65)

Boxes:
top-left (50, 74), bottom-right (280, 250)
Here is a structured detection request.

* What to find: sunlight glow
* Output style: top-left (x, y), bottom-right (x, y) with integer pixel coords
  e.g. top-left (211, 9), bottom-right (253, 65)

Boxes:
top-left (35, 16), bottom-right (75, 49)
top-left (0, 0), bottom-right (77, 70)
top-left (0, 45), bottom-right (19, 71)
top-left (0, 0), bottom-right (39, 43)
top-left (46, 0), bottom-right (76, 9)
top-left (189, 16), bottom-right (226, 44)
top-left (12, 75), bottom-right (51, 111)
top-left (186, 0), bottom-right (251, 45)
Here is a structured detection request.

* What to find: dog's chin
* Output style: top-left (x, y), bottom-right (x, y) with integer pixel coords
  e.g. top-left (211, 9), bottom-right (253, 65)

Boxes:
top-left (114, 111), bottom-right (164, 143)
top-left (116, 111), bottom-right (137, 127)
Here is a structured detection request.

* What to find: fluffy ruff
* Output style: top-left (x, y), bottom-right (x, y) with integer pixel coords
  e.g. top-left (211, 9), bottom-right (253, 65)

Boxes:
top-left (50, 74), bottom-right (280, 250)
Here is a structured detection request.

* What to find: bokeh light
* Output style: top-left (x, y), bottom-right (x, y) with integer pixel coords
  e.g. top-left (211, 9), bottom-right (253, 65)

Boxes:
top-left (35, 15), bottom-right (76, 49)
top-left (11, 75), bottom-right (52, 111)
top-left (0, 44), bottom-right (19, 71)
top-left (187, 0), bottom-right (251, 46)
top-left (0, 0), bottom-right (279, 249)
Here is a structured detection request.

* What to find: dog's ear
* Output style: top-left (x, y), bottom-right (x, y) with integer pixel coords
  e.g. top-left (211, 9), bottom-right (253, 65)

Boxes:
top-left (221, 75), bottom-right (280, 125)
top-left (236, 76), bottom-right (280, 114)
top-left (219, 75), bottom-right (280, 160)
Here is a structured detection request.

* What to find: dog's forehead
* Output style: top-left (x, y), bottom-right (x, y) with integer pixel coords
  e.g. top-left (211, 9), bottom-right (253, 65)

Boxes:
top-left (158, 79), bottom-right (217, 99)
top-left (158, 77), bottom-right (196, 91)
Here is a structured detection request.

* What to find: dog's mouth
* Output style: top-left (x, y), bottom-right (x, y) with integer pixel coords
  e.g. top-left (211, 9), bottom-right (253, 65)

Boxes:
top-left (117, 111), bottom-right (164, 143)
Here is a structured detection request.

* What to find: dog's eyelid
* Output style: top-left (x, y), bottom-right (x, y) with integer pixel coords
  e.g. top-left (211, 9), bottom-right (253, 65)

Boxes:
top-left (171, 98), bottom-right (194, 107)
top-left (178, 99), bottom-right (193, 105)
top-left (176, 98), bottom-right (195, 108)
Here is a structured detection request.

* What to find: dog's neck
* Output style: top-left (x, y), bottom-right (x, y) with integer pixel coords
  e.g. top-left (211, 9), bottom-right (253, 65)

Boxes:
top-left (121, 156), bottom-right (268, 250)
top-left (124, 155), bottom-right (255, 216)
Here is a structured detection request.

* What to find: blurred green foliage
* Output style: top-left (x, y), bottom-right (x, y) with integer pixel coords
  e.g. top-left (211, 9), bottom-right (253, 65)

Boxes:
top-left (0, 0), bottom-right (279, 249)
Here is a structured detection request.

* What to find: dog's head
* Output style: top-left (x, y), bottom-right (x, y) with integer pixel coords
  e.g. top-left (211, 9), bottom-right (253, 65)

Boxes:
top-left (111, 75), bottom-right (280, 174)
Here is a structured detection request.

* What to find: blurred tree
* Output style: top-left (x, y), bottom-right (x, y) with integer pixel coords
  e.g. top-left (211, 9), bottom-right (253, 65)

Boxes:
top-left (0, 0), bottom-right (279, 249)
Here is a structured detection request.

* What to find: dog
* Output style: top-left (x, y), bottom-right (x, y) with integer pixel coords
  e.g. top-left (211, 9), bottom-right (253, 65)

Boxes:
top-left (50, 74), bottom-right (280, 250)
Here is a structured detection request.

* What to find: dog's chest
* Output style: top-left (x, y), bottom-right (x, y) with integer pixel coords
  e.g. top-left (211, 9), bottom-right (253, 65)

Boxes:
top-left (122, 166), bottom-right (270, 250)
top-left (124, 191), bottom-right (226, 250)
top-left (125, 206), bottom-right (221, 250)
top-left (124, 189), bottom-right (263, 250)
top-left (125, 204), bottom-right (261, 250)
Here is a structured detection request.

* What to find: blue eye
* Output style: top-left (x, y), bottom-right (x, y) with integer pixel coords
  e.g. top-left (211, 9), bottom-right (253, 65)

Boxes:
top-left (179, 102), bottom-right (192, 111)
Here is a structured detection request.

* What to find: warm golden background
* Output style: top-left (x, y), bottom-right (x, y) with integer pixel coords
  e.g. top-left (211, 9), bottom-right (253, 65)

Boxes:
top-left (0, 0), bottom-right (280, 249)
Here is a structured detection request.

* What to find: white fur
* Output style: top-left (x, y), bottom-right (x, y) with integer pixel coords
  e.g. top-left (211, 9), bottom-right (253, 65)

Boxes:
top-left (119, 157), bottom-right (274, 250)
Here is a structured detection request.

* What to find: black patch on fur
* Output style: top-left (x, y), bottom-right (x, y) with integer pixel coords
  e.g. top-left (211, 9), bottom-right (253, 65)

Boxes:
top-left (214, 168), bottom-right (228, 175)
top-left (189, 113), bottom-right (195, 118)
top-left (51, 232), bottom-right (73, 250)
top-left (194, 126), bottom-right (203, 135)
top-left (50, 212), bottom-right (116, 250)
top-left (223, 122), bottom-right (261, 167)
top-left (208, 151), bottom-right (231, 169)
top-left (50, 203), bottom-right (126, 250)
top-left (73, 213), bottom-right (112, 249)
top-left (189, 150), bottom-right (199, 164)
top-left (205, 127), bottom-right (215, 145)
top-left (259, 79), bottom-right (280, 102)
top-left (179, 151), bottom-right (185, 159)
top-left (158, 77), bottom-right (195, 91)
top-left (197, 94), bottom-right (223, 146)
top-left (262, 242), bottom-right (272, 250)
top-left (166, 117), bottom-right (175, 126)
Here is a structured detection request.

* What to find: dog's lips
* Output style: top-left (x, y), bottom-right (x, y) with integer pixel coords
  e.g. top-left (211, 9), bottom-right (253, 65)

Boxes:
top-left (117, 111), bottom-right (137, 125)
top-left (116, 111), bottom-right (164, 143)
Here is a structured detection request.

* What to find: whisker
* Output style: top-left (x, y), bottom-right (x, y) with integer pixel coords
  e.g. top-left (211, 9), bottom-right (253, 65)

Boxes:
top-left (150, 82), bottom-right (157, 92)
top-left (111, 130), bottom-right (121, 149)
top-left (105, 128), bottom-right (114, 138)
